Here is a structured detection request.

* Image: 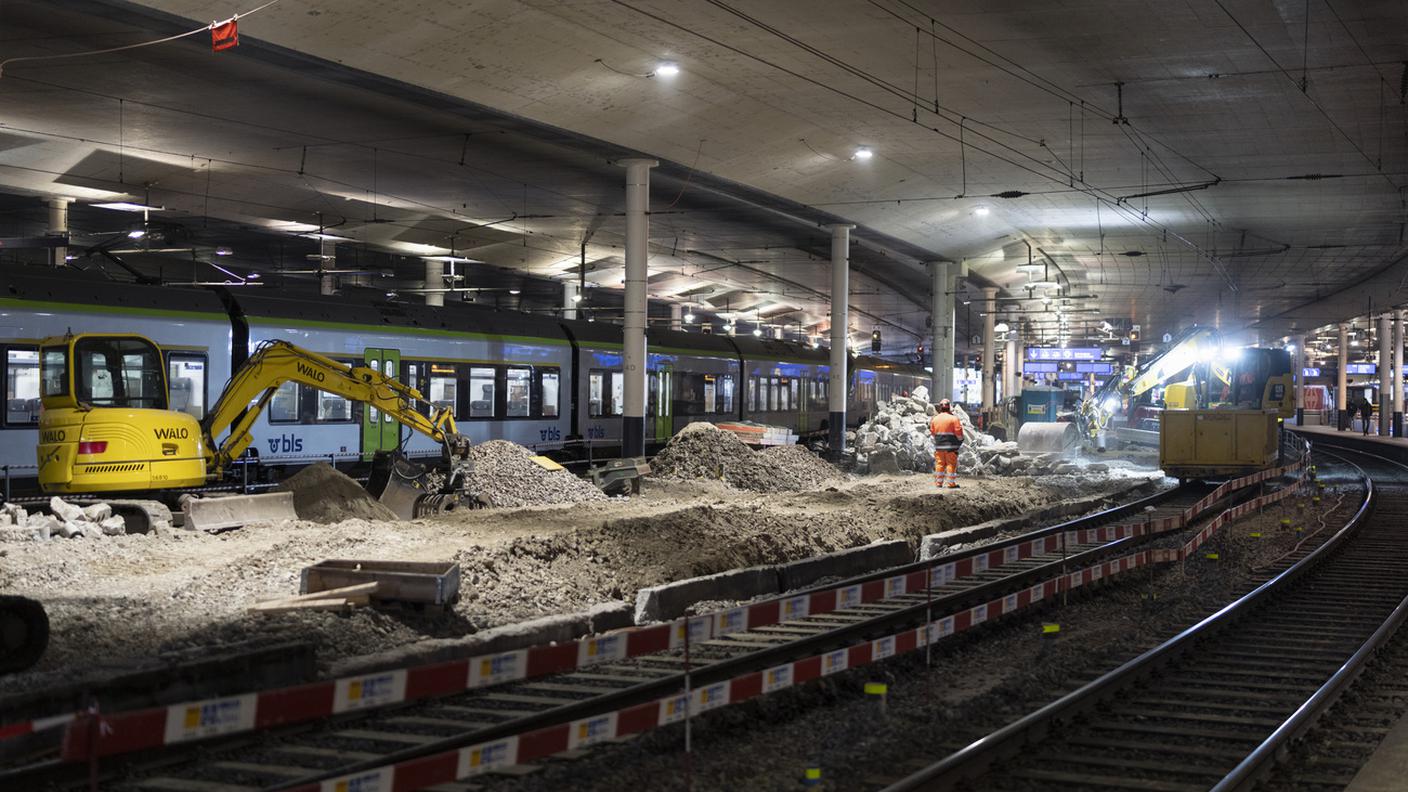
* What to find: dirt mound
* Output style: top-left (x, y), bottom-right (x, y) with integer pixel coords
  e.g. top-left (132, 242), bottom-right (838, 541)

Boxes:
top-left (465, 440), bottom-right (608, 508)
top-left (740, 445), bottom-right (842, 492)
top-left (279, 463), bottom-right (399, 523)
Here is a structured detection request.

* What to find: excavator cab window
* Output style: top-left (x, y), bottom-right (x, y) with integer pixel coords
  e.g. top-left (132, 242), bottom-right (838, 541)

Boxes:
top-left (73, 337), bottom-right (167, 410)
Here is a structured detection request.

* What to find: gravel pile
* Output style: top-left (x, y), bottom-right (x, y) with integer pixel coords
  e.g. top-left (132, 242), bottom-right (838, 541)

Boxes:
top-left (649, 422), bottom-right (756, 482)
top-left (649, 423), bottom-right (841, 493)
top-left (279, 463), bottom-right (399, 523)
top-left (465, 440), bottom-right (607, 508)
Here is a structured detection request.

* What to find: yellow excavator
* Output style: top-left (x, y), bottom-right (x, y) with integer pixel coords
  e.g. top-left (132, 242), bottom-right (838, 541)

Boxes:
top-left (35, 333), bottom-right (473, 516)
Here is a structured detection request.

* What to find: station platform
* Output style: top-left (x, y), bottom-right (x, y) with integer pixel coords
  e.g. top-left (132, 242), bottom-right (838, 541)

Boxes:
top-left (1289, 424), bottom-right (1408, 460)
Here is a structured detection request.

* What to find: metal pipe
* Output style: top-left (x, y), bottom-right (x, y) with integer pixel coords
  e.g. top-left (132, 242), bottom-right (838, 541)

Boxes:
top-left (562, 281), bottom-right (578, 321)
top-left (620, 158), bottom-right (657, 457)
top-left (827, 223), bottom-right (853, 453)
top-left (930, 261), bottom-right (953, 404)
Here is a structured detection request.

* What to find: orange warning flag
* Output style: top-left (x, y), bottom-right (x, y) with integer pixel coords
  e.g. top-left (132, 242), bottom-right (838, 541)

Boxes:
top-left (211, 19), bottom-right (239, 52)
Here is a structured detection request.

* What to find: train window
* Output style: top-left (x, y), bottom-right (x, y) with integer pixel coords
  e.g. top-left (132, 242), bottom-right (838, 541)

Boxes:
top-left (702, 376), bottom-right (716, 414)
top-left (540, 370), bottom-right (559, 418)
top-left (747, 376), bottom-right (757, 412)
top-left (382, 359), bottom-right (397, 424)
top-left (41, 346), bottom-right (67, 397)
top-left (429, 369), bottom-right (458, 418)
top-left (789, 379), bottom-right (799, 411)
top-left (611, 373), bottom-right (624, 416)
top-left (769, 377), bottom-right (780, 411)
top-left (315, 389), bottom-right (352, 422)
top-left (778, 378), bottom-right (790, 411)
top-left (469, 367), bottom-right (496, 418)
top-left (506, 367), bottom-right (531, 417)
top-left (719, 375), bottom-right (735, 413)
top-left (647, 373), bottom-right (658, 417)
top-left (166, 353), bottom-right (207, 420)
top-left (268, 381), bottom-right (299, 423)
top-left (589, 370), bottom-right (605, 417)
top-left (5, 348), bottom-right (40, 425)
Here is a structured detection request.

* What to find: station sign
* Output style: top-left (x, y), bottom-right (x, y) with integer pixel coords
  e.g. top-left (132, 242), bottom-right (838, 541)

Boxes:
top-left (1026, 346), bottom-right (1102, 361)
top-left (1345, 363), bottom-right (1377, 375)
top-left (1023, 362), bottom-right (1060, 373)
top-left (1075, 362), bottom-right (1114, 375)
top-left (1056, 371), bottom-right (1087, 381)
top-left (1301, 367), bottom-right (1321, 377)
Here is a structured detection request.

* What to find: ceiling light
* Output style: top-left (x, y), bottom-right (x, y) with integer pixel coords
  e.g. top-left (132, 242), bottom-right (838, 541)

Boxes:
top-left (654, 61), bottom-right (680, 77)
top-left (126, 229), bottom-right (146, 239)
top-left (572, 294), bottom-right (583, 303)
top-left (994, 322), bottom-right (1010, 333)
top-left (974, 205), bottom-right (991, 217)
top-left (64, 254), bottom-right (78, 261)
top-left (853, 147), bottom-right (874, 161)
top-left (509, 289), bottom-right (521, 295)
top-left (423, 255), bottom-right (482, 263)
top-left (753, 327), bottom-right (763, 337)
top-left (91, 202), bottom-right (163, 212)
top-left (247, 273), bottom-right (261, 279)
top-left (684, 312), bottom-right (696, 323)
top-left (215, 247), bottom-right (233, 256)
top-left (298, 232), bottom-right (353, 242)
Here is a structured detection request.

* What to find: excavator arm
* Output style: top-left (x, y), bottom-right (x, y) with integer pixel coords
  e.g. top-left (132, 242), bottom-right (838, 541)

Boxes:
top-left (202, 340), bottom-right (468, 475)
top-left (1075, 326), bottom-right (1221, 442)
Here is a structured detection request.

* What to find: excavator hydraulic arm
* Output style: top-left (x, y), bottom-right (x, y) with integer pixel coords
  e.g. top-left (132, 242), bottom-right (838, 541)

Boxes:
top-left (202, 340), bottom-right (468, 475)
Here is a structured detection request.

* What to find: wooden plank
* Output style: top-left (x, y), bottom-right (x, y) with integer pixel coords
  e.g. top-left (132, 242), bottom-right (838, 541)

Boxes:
top-left (249, 598), bottom-right (350, 613)
top-left (258, 582), bottom-right (380, 604)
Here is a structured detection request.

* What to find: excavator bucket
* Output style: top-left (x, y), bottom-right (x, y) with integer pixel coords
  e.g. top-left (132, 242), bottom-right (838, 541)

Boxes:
top-left (367, 451), bottom-right (480, 519)
top-left (181, 492), bottom-right (298, 532)
top-left (1017, 421), bottom-right (1079, 454)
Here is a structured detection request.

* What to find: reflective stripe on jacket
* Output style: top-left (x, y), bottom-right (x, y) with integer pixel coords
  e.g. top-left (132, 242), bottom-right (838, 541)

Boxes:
top-left (929, 412), bottom-right (963, 451)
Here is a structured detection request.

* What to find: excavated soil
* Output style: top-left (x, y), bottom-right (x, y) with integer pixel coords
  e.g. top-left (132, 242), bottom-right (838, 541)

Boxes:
top-left (278, 463), bottom-right (399, 523)
top-left (0, 467), bottom-right (1160, 696)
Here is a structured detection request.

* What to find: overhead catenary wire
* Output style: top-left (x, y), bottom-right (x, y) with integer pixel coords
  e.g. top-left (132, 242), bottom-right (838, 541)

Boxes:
top-left (0, 0), bottom-right (282, 78)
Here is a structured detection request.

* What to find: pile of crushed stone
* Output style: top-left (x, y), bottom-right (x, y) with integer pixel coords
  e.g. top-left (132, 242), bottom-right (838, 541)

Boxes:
top-left (649, 423), bottom-right (841, 493)
top-left (853, 398), bottom-right (1019, 475)
top-left (279, 463), bottom-right (399, 523)
top-left (465, 440), bottom-right (608, 508)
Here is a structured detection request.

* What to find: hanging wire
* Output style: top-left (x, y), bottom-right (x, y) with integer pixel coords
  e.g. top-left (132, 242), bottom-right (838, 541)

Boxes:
top-left (0, 0), bottom-right (282, 77)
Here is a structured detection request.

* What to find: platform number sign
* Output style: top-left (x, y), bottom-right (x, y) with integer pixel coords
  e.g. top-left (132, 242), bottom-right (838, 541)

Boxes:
top-left (1163, 333), bottom-right (1173, 343)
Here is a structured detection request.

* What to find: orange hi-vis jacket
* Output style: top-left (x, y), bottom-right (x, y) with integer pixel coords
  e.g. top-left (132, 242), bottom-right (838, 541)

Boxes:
top-left (929, 412), bottom-right (963, 451)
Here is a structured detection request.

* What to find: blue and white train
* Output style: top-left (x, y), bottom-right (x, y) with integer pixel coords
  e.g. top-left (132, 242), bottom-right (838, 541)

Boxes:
top-left (0, 265), bottom-right (929, 486)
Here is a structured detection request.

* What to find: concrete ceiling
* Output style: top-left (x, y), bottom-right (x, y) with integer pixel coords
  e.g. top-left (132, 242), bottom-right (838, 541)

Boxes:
top-left (1, 0), bottom-right (1406, 351)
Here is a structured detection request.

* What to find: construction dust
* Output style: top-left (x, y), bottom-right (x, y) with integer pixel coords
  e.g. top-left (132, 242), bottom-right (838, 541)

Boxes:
top-left (278, 463), bottom-right (399, 523)
top-left (649, 423), bottom-right (842, 492)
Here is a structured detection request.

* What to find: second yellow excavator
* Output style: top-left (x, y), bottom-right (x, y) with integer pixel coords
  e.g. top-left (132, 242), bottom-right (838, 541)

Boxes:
top-left (35, 333), bottom-right (473, 518)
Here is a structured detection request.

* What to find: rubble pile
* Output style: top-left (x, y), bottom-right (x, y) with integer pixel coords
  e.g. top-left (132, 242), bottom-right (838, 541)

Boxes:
top-left (0, 498), bottom-right (127, 542)
top-left (280, 463), bottom-right (399, 523)
top-left (649, 422), bottom-right (757, 482)
top-left (464, 440), bottom-right (608, 508)
top-left (852, 397), bottom-right (1021, 475)
top-left (650, 423), bottom-right (842, 492)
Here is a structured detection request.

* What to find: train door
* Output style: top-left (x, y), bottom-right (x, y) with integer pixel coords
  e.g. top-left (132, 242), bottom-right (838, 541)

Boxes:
top-left (652, 364), bottom-right (673, 443)
top-left (361, 347), bottom-right (402, 457)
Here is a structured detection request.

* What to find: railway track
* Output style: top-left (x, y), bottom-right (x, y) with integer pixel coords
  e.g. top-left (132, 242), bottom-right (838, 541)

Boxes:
top-left (882, 443), bottom-right (1408, 792)
top-left (13, 471), bottom-right (1316, 792)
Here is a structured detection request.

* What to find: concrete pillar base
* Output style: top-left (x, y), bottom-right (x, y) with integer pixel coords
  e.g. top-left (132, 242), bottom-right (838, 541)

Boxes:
top-left (1295, 408), bottom-right (1304, 426)
top-left (1395, 412), bottom-right (1403, 438)
top-left (828, 412), bottom-right (846, 456)
top-left (622, 417), bottom-right (645, 458)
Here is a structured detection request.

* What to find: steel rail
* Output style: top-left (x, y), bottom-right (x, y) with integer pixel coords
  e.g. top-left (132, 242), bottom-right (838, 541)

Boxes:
top-left (881, 443), bottom-right (1374, 791)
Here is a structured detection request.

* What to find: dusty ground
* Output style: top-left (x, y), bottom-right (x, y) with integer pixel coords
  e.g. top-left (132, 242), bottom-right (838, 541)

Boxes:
top-left (484, 465), bottom-right (1357, 792)
top-left (0, 467), bottom-right (1160, 696)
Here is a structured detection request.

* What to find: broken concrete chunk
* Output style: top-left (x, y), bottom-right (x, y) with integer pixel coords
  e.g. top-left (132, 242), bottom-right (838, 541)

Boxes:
top-left (81, 503), bottom-right (113, 521)
top-left (49, 496), bottom-right (85, 523)
top-left (57, 520), bottom-right (86, 539)
top-left (98, 515), bottom-right (127, 535)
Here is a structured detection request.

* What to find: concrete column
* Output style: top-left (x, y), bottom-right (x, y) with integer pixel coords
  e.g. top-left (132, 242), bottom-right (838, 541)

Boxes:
top-left (930, 261), bottom-right (954, 404)
top-left (1293, 334), bottom-right (1306, 426)
top-left (1395, 310), bottom-right (1404, 436)
top-left (1337, 323), bottom-right (1349, 429)
top-left (1008, 331), bottom-right (1023, 399)
top-left (619, 158), bottom-right (657, 457)
top-left (48, 198), bottom-right (70, 267)
top-left (423, 260), bottom-right (445, 307)
top-left (562, 282), bottom-right (578, 321)
top-left (981, 286), bottom-right (997, 415)
top-left (827, 223), bottom-right (854, 452)
top-left (319, 238), bottom-right (336, 296)
top-left (1380, 313), bottom-right (1392, 435)
top-left (670, 303), bottom-right (683, 332)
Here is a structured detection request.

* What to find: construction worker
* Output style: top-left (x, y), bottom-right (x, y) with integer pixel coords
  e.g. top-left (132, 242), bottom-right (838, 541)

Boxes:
top-left (929, 399), bottom-right (963, 489)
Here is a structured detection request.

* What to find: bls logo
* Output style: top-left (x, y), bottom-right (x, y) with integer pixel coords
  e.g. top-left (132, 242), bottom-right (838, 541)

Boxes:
top-left (539, 427), bottom-right (562, 442)
top-left (266, 434), bottom-right (303, 454)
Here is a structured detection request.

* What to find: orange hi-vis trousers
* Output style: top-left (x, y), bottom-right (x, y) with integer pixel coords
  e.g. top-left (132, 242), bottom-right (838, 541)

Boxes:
top-left (934, 450), bottom-right (958, 488)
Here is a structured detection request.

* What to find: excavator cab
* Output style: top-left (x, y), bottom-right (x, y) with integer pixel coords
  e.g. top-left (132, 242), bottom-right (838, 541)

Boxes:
top-left (37, 334), bottom-right (207, 493)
